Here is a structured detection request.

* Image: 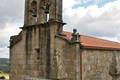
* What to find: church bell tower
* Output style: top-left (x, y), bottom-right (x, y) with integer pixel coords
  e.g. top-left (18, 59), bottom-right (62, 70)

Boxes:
top-left (24, 0), bottom-right (63, 25)
top-left (23, 0), bottom-right (65, 79)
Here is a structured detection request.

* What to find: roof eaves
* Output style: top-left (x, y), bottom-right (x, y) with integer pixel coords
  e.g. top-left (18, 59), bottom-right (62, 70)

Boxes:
top-left (82, 45), bottom-right (120, 51)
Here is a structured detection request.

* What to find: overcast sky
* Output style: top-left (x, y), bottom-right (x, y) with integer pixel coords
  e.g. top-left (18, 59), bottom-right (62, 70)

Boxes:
top-left (0, 0), bottom-right (120, 58)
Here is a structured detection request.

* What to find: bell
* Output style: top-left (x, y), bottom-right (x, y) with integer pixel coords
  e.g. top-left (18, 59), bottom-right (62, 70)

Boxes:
top-left (44, 4), bottom-right (49, 14)
top-left (45, 9), bottom-right (49, 14)
top-left (31, 8), bottom-right (37, 17)
top-left (32, 13), bottom-right (37, 17)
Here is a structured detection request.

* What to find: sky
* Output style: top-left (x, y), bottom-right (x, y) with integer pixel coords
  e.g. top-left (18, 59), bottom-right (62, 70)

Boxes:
top-left (0, 0), bottom-right (120, 58)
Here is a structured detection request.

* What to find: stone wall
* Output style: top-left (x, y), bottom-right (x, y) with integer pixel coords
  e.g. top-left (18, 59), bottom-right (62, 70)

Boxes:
top-left (10, 31), bottom-right (26, 80)
top-left (10, 0), bottom-right (120, 79)
top-left (10, 23), bottom-right (50, 80)
top-left (62, 45), bottom-right (120, 80)
top-left (63, 43), bottom-right (79, 80)
top-left (24, 24), bottom-right (50, 79)
top-left (10, 30), bottom-right (120, 80)
top-left (82, 49), bottom-right (120, 80)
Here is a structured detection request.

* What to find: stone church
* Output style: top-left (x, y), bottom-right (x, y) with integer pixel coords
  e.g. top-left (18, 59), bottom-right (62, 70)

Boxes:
top-left (10, 0), bottom-right (120, 80)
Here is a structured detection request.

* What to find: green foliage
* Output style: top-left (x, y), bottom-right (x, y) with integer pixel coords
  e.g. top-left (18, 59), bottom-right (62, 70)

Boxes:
top-left (0, 71), bottom-right (9, 80)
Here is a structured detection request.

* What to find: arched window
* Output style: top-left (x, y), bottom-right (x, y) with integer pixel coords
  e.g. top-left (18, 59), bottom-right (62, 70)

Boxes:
top-left (31, 1), bottom-right (37, 17)
top-left (43, 3), bottom-right (50, 22)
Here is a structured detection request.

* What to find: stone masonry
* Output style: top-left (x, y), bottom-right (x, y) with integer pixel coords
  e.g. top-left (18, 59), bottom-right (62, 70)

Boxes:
top-left (10, 0), bottom-right (120, 80)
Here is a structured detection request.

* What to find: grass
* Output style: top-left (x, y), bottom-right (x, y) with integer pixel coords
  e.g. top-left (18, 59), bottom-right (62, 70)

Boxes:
top-left (0, 71), bottom-right (9, 80)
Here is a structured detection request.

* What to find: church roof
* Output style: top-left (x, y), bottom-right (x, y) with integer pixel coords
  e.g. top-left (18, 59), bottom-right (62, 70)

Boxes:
top-left (64, 32), bottom-right (120, 50)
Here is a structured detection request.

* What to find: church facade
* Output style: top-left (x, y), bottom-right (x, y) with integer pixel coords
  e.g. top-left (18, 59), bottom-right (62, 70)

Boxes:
top-left (10, 0), bottom-right (120, 80)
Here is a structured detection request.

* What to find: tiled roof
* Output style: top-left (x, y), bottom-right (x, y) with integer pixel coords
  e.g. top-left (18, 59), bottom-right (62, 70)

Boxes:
top-left (64, 32), bottom-right (120, 50)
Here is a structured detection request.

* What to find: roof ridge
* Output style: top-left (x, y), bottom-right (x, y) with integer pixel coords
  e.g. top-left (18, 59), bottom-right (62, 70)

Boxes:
top-left (63, 31), bottom-right (120, 44)
top-left (64, 31), bottom-right (120, 50)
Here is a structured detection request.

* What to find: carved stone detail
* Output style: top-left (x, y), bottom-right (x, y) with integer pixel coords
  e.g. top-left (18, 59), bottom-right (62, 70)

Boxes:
top-left (53, 48), bottom-right (68, 79)
top-left (71, 29), bottom-right (80, 43)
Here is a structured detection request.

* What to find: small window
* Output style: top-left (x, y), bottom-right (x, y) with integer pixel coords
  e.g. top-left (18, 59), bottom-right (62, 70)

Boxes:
top-left (31, 1), bottom-right (37, 17)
